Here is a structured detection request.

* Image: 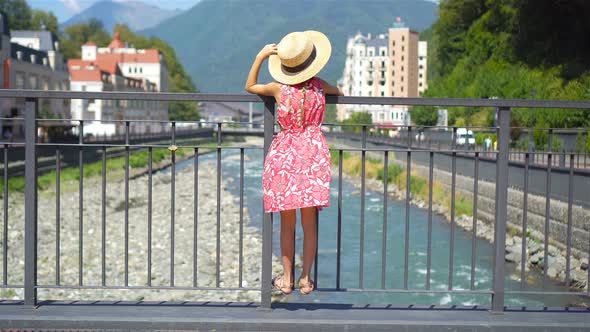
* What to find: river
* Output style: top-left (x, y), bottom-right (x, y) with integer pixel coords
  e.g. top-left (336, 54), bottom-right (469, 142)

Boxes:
top-left (172, 146), bottom-right (585, 308)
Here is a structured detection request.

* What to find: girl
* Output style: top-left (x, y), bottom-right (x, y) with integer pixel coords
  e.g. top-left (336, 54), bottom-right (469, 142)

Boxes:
top-left (245, 31), bottom-right (343, 295)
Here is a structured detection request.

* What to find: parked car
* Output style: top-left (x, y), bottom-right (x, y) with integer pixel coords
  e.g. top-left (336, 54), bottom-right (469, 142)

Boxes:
top-left (456, 128), bottom-right (475, 148)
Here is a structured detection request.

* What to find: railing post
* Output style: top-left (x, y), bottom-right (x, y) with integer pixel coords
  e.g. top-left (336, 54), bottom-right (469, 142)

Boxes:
top-left (492, 106), bottom-right (510, 313)
top-left (260, 97), bottom-right (275, 310)
top-left (24, 98), bottom-right (38, 306)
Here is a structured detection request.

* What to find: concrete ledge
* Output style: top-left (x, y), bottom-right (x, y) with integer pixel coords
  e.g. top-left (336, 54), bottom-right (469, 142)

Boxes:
top-left (0, 301), bottom-right (589, 331)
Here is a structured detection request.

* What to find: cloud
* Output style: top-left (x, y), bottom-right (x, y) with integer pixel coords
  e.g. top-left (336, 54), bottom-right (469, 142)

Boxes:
top-left (59, 0), bottom-right (82, 14)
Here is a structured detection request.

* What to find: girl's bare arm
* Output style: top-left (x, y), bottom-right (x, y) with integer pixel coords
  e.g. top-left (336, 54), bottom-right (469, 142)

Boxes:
top-left (245, 44), bottom-right (280, 98)
top-left (320, 78), bottom-right (344, 96)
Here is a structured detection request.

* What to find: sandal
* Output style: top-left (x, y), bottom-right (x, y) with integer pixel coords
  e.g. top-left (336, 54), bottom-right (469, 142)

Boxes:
top-left (298, 277), bottom-right (315, 295)
top-left (272, 275), bottom-right (294, 295)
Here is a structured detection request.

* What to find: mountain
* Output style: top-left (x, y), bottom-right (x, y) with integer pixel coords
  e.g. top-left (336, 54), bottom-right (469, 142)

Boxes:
top-left (143, 0), bottom-right (438, 93)
top-left (64, 0), bottom-right (181, 32)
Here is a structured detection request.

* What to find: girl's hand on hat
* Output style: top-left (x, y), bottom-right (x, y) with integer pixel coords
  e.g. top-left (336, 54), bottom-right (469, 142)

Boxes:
top-left (257, 44), bottom-right (278, 60)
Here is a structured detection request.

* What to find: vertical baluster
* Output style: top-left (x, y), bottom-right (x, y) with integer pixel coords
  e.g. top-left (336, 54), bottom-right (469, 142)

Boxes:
top-left (215, 124), bottom-right (221, 288)
top-left (543, 129), bottom-right (553, 288)
top-left (101, 146), bottom-right (106, 286)
top-left (359, 125), bottom-right (367, 288)
top-left (381, 151), bottom-right (389, 289)
top-left (239, 148), bottom-right (244, 287)
top-left (449, 127), bottom-right (457, 290)
top-left (520, 152), bottom-right (530, 289)
top-left (148, 147), bottom-right (153, 287)
top-left (124, 121), bottom-right (129, 287)
top-left (336, 149), bottom-right (343, 290)
top-left (198, 148), bottom-right (199, 287)
top-left (565, 154), bottom-right (574, 287)
top-left (404, 126), bottom-right (411, 290)
top-left (492, 107), bottom-right (510, 313)
top-left (426, 151), bottom-right (433, 290)
top-left (78, 120), bottom-right (84, 286)
top-left (471, 152), bottom-right (479, 290)
top-left (260, 98), bottom-right (275, 310)
top-left (55, 148), bottom-right (61, 286)
top-left (24, 98), bottom-right (38, 306)
top-left (170, 122), bottom-right (176, 287)
top-left (2, 145), bottom-right (7, 286)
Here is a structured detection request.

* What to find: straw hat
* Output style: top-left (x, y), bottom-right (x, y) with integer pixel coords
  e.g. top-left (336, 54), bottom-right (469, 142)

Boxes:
top-left (268, 30), bottom-right (331, 85)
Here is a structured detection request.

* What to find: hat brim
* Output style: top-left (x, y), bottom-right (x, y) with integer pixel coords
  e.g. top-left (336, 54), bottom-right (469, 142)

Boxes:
top-left (268, 30), bottom-right (331, 85)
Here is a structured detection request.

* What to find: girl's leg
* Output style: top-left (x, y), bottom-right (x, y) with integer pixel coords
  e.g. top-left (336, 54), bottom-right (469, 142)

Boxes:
top-left (299, 206), bottom-right (317, 292)
top-left (278, 209), bottom-right (296, 290)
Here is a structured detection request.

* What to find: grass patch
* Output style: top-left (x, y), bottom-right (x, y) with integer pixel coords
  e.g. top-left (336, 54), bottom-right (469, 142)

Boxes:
top-left (0, 145), bottom-right (204, 194)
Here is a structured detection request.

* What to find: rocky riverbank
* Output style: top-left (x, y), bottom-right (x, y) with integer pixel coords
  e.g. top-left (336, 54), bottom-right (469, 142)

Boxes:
top-left (0, 146), bottom-right (281, 301)
top-left (338, 153), bottom-right (589, 293)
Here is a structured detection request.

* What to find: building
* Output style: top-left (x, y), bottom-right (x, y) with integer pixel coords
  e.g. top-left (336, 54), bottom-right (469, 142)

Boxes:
top-left (68, 32), bottom-right (169, 136)
top-left (418, 41), bottom-right (428, 94)
top-left (337, 18), bottom-right (427, 129)
top-left (0, 13), bottom-right (70, 140)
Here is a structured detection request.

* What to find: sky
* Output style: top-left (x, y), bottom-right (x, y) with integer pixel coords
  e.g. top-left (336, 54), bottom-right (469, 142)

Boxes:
top-left (27, 0), bottom-right (201, 23)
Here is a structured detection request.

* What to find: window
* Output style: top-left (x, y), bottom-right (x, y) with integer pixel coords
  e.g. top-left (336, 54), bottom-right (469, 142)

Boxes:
top-left (402, 36), bottom-right (405, 41)
top-left (392, 50), bottom-right (395, 56)
top-left (369, 50), bottom-right (373, 56)
top-left (401, 86), bottom-right (404, 92)
top-left (359, 81), bottom-right (361, 86)
top-left (140, 67), bottom-right (143, 73)
top-left (360, 51), bottom-right (363, 56)
top-left (392, 91), bottom-right (395, 96)
top-left (129, 67), bottom-right (132, 73)
top-left (419, 83), bottom-right (423, 87)
top-left (369, 91), bottom-right (372, 96)
top-left (381, 71), bottom-right (385, 78)
top-left (391, 70), bottom-right (395, 76)
top-left (392, 41), bottom-right (395, 46)
top-left (401, 66), bottom-right (404, 71)
top-left (402, 46), bottom-right (405, 52)
top-left (358, 92), bottom-right (361, 96)
top-left (381, 50), bottom-right (385, 56)
top-left (419, 65), bottom-right (424, 69)
top-left (368, 80), bottom-right (373, 86)
top-left (391, 60), bottom-right (395, 66)
top-left (401, 76), bottom-right (404, 82)
top-left (15, 72), bottom-right (25, 89)
top-left (369, 61), bottom-right (373, 68)
top-left (381, 91), bottom-right (384, 97)
top-left (402, 56), bottom-right (404, 61)
top-left (381, 61), bottom-right (385, 67)
top-left (420, 56), bottom-right (424, 61)
top-left (134, 67), bottom-right (137, 73)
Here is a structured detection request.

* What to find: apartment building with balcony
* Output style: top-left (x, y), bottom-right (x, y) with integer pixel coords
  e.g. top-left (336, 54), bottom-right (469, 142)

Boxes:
top-left (338, 18), bottom-right (427, 129)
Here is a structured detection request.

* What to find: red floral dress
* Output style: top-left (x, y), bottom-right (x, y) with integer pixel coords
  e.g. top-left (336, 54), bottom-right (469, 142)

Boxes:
top-left (262, 77), bottom-right (331, 213)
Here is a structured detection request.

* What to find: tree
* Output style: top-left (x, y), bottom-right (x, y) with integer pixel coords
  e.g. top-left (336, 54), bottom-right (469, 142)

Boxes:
top-left (342, 111), bottom-right (372, 133)
top-left (60, 19), bottom-right (111, 59)
top-left (411, 106), bottom-right (438, 126)
top-left (30, 10), bottom-right (58, 33)
top-left (0, 0), bottom-right (32, 30)
top-left (113, 24), bottom-right (199, 120)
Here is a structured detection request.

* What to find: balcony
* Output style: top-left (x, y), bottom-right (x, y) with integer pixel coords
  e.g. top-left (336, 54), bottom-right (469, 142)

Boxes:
top-left (0, 90), bottom-right (589, 330)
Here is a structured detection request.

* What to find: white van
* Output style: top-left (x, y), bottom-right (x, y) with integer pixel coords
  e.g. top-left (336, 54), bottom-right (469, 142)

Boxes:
top-left (456, 128), bottom-right (475, 148)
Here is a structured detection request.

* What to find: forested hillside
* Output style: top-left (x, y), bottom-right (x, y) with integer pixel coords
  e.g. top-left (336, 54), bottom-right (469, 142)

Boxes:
top-left (144, 0), bottom-right (438, 93)
top-left (412, 0), bottom-right (590, 130)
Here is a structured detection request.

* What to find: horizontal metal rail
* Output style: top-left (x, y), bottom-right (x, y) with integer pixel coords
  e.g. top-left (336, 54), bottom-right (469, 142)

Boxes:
top-left (0, 89), bottom-right (589, 108)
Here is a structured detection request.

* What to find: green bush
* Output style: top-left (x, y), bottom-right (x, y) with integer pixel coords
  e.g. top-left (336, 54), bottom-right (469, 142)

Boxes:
top-left (376, 164), bottom-right (404, 183)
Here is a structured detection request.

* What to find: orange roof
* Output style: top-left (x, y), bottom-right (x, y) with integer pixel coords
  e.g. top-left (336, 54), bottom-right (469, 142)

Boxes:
top-left (108, 32), bottom-right (125, 49)
top-left (70, 69), bottom-right (103, 82)
top-left (84, 41), bottom-right (96, 46)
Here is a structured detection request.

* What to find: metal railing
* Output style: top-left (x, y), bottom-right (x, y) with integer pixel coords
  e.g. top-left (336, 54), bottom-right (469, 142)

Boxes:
top-left (0, 90), bottom-right (589, 313)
